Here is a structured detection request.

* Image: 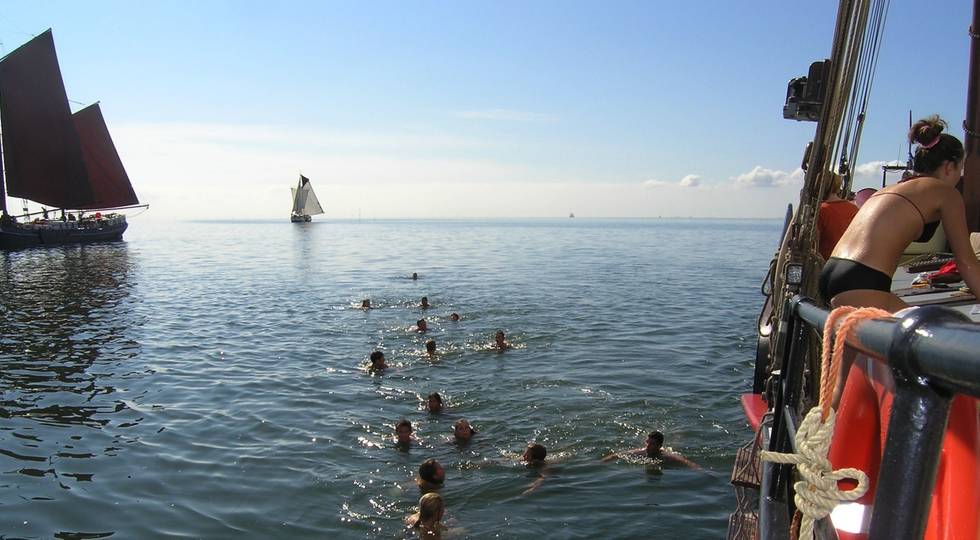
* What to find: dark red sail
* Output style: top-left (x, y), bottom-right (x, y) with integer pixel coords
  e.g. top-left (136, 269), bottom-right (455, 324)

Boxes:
top-left (72, 103), bottom-right (139, 209)
top-left (0, 30), bottom-right (95, 208)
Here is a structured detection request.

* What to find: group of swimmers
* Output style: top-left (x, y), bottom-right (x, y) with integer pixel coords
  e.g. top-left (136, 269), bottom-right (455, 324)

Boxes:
top-left (356, 279), bottom-right (695, 538)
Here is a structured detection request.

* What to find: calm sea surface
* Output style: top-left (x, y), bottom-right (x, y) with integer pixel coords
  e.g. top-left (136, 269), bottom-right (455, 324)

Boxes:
top-left (0, 218), bottom-right (780, 539)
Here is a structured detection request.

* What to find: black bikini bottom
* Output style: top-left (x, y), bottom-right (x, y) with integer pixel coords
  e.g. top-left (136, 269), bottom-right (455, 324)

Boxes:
top-left (818, 257), bottom-right (892, 301)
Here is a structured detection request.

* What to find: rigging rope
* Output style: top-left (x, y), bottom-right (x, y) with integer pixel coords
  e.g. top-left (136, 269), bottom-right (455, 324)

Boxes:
top-left (761, 306), bottom-right (890, 540)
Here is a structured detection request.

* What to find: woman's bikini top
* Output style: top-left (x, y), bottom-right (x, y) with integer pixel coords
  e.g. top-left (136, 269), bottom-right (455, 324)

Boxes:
top-left (870, 189), bottom-right (940, 243)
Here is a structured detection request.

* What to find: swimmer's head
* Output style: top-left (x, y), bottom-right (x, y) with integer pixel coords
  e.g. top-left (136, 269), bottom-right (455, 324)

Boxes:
top-left (417, 319), bottom-right (428, 332)
top-left (523, 443), bottom-right (547, 463)
top-left (427, 392), bottom-right (443, 413)
top-left (450, 313), bottom-right (460, 321)
top-left (453, 419), bottom-right (475, 442)
top-left (412, 272), bottom-right (418, 280)
top-left (361, 299), bottom-right (371, 308)
top-left (395, 419), bottom-right (413, 444)
top-left (369, 350), bottom-right (386, 368)
top-left (418, 458), bottom-right (445, 486)
top-left (421, 296), bottom-right (429, 308)
top-left (495, 330), bottom-right (505, 345)
top-left (425, 339), bottom-right (436, 355)
top-left (645, 431), bottom-right (665, 456)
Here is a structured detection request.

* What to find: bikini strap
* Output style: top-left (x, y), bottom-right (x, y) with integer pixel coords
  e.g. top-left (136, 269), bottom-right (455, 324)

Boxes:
top-left (869, 191), bottom-right (926, 224)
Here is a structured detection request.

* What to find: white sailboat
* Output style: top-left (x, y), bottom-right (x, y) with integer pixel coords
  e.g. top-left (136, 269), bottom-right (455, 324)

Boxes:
top-left (289, 175), bottom-right (324, 222)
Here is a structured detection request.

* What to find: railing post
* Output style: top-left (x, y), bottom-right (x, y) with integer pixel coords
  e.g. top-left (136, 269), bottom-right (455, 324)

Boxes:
top-left (867, 307), bottom-right (962, 540)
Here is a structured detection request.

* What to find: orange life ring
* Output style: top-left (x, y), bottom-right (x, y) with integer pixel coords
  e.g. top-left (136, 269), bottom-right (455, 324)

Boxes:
top-left (827, 356), bottom-right (979, 539)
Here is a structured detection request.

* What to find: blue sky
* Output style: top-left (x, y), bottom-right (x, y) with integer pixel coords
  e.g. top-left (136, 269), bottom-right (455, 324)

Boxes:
top-left (0, 1), bottom-right (974, 219)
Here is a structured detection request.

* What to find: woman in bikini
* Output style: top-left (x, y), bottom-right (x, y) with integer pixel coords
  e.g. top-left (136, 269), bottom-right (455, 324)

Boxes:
top-left (819, 115), bottom-right (980, 311)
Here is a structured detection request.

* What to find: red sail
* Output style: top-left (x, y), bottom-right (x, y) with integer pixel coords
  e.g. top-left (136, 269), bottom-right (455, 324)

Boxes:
top-left (0, 30), bottom-right (95, 208)
top-left (72, 103), bottom-right (139, 209)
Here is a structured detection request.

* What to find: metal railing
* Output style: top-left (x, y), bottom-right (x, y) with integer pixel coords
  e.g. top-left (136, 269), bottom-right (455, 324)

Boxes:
top-left (763, 295), bottom-right (980, 540)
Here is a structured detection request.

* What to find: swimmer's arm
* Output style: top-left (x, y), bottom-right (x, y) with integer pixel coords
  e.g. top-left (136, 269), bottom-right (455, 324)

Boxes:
top-left (663, 451), bottom-right (700, 470)
top-left (940, 189), bottom-right (980, 295)
top-left (601, 447), bottom-right (644, 462)
top-left (522, 474), bottom-right (545, 495)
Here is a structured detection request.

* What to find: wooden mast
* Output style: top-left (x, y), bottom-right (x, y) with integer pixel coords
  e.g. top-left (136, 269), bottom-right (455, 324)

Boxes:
top-left (963, 0), bottom-right (980, 231)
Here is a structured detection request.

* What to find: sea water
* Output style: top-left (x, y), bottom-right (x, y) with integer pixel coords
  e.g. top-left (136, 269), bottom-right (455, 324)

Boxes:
top-left (0, 218), bottom-right (780, 539)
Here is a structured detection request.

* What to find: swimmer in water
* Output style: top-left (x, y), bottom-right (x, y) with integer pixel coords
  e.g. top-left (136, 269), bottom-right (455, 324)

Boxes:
top-left (427, 392), bottom-right (443, 413)
top-left (416, 458), bottom-right (445, 493)
top-left (601, 431), bottom-right (699, 469)
top-left (368, 350), bottom-right (387, 371)
top-left (521, 443), bottom-right (549, 494)
top-left (449, 312), bottom-right (460, 321)
top-left (361, 299), bottom-right (371, 309)
top-left (493, 330), bottom-right (511, 350)
top-left (404, 492), bottom-right (445, 539)
top-left (395, 419), bottom-right (414, 447)
top-left (416, 319), bottom-right (428, 333)
top-left (425, 339), bottom-right (437, 356)
top-left (452, 419), bottom-right (476, 444)
top-left (412, 272), bottom-right (419, 280)
top-left (421, 296), bottom-right (430, 309)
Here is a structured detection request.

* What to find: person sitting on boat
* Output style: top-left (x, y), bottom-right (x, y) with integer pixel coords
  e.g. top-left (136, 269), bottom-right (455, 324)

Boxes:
top-left (425, 339), bottom-right (437, 356)
top-left (427, 392), bottom-right (443, 413)
top-left (0, 211), bottom-right (10, 228)
top-left (452, 419), bottom-right (476, 444)
top-left (817, 173), bottom-right (859, 260)
top-left (493, 330), bottom-right (511, 351)
top-left (819, 115), bottom-right (980, 311)
top-left (417, 458), bottom-right (445, 493)
top-left (368, 350), bottom-right (387, 371)
top-left (601, 431), bottom-right (699, 469)
top-left (416, 319), bottom-right (428, 333)
top-left (395, 419), bottom-right (414, 448)
top-left (404, 492), bottom-right (446, 539)
top-left (421, 296), bottom-right (430, 309)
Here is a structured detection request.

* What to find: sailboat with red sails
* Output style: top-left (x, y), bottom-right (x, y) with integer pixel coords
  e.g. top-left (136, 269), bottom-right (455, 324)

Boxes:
top-left (0, 30), bottom-right (146, 249)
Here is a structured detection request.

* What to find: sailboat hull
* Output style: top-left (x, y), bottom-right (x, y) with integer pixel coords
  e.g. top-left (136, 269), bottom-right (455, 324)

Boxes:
top-left (290, 214), bottom-right (312, 223)
top-left (0, 216), bottom-right (128, 249)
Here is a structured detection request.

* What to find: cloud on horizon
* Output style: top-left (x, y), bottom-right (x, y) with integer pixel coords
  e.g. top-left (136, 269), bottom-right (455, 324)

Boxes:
top-left (733, 166), bottom-right (804, 188)
top-left (643, 173), bottom-right (701, 188)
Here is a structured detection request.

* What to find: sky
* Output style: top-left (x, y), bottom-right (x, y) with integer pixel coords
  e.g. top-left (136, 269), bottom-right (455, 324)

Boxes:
top-left (0, 1), bottom-right (975, 220)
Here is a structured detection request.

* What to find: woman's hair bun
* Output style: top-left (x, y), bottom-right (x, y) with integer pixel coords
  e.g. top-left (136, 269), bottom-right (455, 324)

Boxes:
top-left (909, 114), bottom-right (947, 145)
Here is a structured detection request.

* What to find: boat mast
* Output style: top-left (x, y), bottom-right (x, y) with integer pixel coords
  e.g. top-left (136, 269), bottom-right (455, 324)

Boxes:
top-left (0, 94), bottom-right (6, 215)
top-left (963, 0), bottom-right (980, 232)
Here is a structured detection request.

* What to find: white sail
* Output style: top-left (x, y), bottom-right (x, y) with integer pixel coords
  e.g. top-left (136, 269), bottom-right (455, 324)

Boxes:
top-left (302, 183), bottom-right (324, 216)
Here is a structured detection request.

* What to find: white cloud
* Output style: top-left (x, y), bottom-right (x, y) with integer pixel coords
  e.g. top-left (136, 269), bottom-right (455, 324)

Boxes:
top-left (679, 174), bottom-right (701, 187)
top-left (643, 173), bottom-right (701, 189)
top-left (452, 109), bottom-right (557, 122)
top-left (852, 159), bottom-right (904, 188)
top-left (733, 166), bottom-right (804, 188)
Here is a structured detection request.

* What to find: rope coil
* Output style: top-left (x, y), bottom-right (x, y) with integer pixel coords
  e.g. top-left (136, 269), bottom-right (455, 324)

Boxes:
top-left (761, 306), bottom-right (891, 539)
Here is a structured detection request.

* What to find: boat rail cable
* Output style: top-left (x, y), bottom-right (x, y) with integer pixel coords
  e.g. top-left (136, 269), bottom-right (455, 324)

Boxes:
top-left (834, 0), bottom-right (890, 194)
top-left (761, 306), bottom-right (888, 540)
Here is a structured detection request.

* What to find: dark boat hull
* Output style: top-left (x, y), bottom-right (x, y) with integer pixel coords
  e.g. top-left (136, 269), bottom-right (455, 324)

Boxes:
top-left (0, 218), bottom-right (128, 249)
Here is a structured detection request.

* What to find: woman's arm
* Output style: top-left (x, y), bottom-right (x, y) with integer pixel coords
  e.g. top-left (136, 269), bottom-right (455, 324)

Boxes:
top-left (939, 187), bottom-right (980, 295)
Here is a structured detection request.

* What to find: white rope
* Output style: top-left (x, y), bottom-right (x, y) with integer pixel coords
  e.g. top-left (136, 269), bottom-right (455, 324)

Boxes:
top-left (760, 407), bottom-right (870, 540)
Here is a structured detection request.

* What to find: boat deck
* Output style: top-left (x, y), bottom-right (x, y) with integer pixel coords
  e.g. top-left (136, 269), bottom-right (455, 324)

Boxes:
top-left (892, 263), bottom-right (980, 323)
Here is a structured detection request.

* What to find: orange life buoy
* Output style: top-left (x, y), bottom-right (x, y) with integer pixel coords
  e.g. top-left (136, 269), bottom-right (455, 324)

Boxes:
top-left (827, 355), bottom-right (980, 540)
